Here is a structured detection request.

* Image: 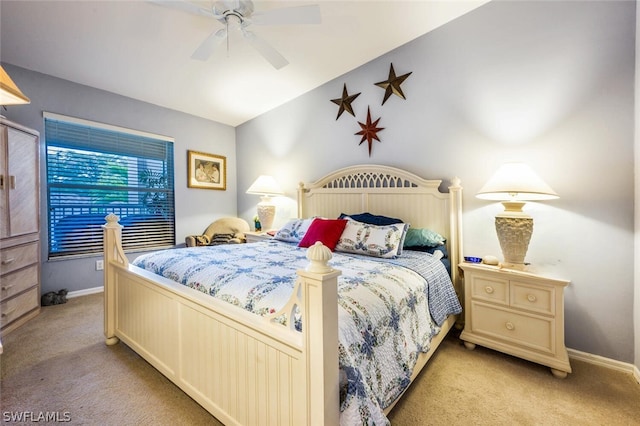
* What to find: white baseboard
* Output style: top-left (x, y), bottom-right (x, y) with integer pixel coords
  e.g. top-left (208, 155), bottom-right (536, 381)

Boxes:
top-left (568, 347), bottom-right (640, 384)
top-left (67, 286), bottom-right (104, 299)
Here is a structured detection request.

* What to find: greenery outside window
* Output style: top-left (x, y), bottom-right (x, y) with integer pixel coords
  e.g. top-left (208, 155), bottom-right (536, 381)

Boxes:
top-left (44, 112), bottom-right (175, 259)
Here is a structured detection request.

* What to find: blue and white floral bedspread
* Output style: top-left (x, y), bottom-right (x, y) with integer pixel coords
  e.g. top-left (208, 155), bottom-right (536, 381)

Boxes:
top-left (132, 240), bottom-right (461, 425)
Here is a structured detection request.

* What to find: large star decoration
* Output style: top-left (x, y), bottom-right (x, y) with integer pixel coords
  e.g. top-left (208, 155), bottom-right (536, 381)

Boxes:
top-left (375, 63), bottom-right (412, 105)
top-left (355, 107), bottom-right (384, 157)
top-left (330, 84), bottom-right (361, 120)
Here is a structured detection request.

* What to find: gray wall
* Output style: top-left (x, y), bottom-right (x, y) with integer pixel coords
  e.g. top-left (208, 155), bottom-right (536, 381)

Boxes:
top-left (236, 1), bottom-right (636, 363)
top-left (1, 64), bottom-right (237, 294)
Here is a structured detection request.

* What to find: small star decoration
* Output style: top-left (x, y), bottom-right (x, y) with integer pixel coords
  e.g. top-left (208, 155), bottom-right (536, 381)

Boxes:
top-left (355, 107), bottom-right (384, 157)
top-left (330, 83), bottom-right (361, 120)
top-left (375, 63), bottom-right (412, 105)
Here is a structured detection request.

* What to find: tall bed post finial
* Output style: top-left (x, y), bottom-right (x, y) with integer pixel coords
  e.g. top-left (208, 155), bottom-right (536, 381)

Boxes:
top-left (103, 213), bottom-right (127, 345)
top-left (448, 177), bottom-right (464, 301)
top-left (296, 242), bottom-right (341, 425)
top-left (298, 181), bottom-right (306, 219)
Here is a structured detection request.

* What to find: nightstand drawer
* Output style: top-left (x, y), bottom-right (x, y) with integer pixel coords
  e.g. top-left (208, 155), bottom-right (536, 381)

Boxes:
top-left (471, 301), bottom-right (555, 354)
top-left (511, 280), bottom-right (555, 315)
top-left (460, 263), bottom-right (570, 376)
top-left (470, 274), bottom-right (509, 306)
top-left (0, 265), bottom-right (38, 302)
top-left (0, 287), bottom-right (38, 329)
top-left (0, 242), bottom-right (38, 275)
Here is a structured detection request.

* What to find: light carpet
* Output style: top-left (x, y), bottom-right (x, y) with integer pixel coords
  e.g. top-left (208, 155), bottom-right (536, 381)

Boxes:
top-left (1, 293), bottom-right (639, 425)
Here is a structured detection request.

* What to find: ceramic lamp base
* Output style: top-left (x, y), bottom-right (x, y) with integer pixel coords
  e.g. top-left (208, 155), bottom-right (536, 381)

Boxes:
top-left (495, 215), bottom-right (533, 268)
top-left (256, 196), bottom-right (276, 231)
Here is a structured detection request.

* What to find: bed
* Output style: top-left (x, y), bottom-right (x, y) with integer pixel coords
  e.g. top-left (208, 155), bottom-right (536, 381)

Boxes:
top-left (102, 164), bottom-right (463, 425)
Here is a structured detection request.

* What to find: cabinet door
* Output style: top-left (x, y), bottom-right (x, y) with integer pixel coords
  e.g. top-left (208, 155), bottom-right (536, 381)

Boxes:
top-left (7, 126), bottom-right (39, 237)
top-left (0, 125), bottom-right (7, 239)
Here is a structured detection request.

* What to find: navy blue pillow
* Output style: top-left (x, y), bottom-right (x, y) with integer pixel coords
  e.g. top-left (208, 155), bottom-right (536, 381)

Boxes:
top-left (338, 212), bottom-right (403, 226)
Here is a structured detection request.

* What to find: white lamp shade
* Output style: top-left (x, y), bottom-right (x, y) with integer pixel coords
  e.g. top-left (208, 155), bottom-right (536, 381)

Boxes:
top-left (476, 162), bottom-right (558, 201)
top-left (246, 175), bottom-right (284, 196)
top-left (0, 66), bottom-right (30, 105)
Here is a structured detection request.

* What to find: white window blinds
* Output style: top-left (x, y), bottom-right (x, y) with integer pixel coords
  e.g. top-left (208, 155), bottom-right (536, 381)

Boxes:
top-left (44, 113), bottom-right (175, 258)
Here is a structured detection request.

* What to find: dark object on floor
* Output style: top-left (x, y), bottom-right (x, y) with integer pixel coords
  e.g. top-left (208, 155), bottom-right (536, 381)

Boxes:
top-left (41, 289), bottom-right (68, 306)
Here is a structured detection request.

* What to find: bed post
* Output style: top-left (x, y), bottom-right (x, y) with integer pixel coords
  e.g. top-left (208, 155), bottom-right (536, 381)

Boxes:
top-left (297, 181), bottom-right (306, 218)
top-left (102, 213), bottom-right (128, 346)
top-left (297, 242), bottom-right (341, 425)
top-left (448, 177), bottom-right (464, 297)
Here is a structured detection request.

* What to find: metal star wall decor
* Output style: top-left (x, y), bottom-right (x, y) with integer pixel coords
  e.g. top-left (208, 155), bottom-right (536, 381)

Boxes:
top-left (355, 107), bottom-right (384, 157)
top-left (375, 63), bottom-right (412, 105)
top-left (330, 83), bottom-right (361, 120)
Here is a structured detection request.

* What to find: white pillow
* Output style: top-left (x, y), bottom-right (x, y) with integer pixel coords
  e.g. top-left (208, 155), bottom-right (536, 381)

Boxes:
top-left (340, 214), bottom-right (409, 255)
top-left (273, 218), bottom-right (314, 243)
top-left (335, 220), bottom-right (408, 258)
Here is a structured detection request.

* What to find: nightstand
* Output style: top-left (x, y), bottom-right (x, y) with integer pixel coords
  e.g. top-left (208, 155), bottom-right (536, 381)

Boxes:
top-left (245, 231), bottom-right (272, 243)
top-left (459, 262), bottom-right (571, 378)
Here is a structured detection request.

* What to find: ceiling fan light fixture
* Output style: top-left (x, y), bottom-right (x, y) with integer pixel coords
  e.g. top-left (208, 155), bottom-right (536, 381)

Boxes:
top-left (157, 0), bottom-right (320, 69)
top-left (213, 0), bottom-right (253, 22)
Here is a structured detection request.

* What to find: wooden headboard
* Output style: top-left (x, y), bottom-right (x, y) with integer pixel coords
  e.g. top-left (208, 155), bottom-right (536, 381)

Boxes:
top-left (297, 164), bottom-right (463, 294)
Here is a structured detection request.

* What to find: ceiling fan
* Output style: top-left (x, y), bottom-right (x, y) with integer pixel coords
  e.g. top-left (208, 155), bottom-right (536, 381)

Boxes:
top-left (151, 0), bottom-right (321, 69)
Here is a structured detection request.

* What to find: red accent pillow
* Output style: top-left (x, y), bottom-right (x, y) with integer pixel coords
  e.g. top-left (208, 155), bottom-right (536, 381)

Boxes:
top-left (297, 218), bottom-right (348, 251)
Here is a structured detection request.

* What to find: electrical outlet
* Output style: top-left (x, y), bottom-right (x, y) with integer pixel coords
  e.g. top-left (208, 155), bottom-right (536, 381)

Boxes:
top-left (96, 260), bottom-right (104, 270)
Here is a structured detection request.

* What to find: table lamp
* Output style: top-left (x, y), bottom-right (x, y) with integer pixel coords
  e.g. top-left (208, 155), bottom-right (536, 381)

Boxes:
top-left (476, 162), bottom-right (558, 269)
top-left (246, 175), bottom-right (284, 231)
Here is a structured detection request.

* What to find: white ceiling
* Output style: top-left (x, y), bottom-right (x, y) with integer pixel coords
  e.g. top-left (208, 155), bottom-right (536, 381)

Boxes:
top-left (1, 0), bottom-right (489, 127)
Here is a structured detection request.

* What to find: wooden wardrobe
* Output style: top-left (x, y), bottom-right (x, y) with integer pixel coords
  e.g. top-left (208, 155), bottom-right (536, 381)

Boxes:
top-left (0, 117), bottom-right (40, 335)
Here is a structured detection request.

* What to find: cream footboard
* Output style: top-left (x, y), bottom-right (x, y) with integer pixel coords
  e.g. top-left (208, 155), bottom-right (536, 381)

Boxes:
top-left (104, 216), bottom-right (340, 425)
top-left (103, 164), bottom-right (463, 425)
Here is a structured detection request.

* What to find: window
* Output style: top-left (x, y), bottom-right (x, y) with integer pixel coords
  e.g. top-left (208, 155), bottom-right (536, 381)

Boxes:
top-left (44, 113), bottom-right (175, 259)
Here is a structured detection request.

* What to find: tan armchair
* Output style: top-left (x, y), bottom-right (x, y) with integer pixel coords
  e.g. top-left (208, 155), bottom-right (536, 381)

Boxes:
top-left (185, 217), bottom-right (250, 247)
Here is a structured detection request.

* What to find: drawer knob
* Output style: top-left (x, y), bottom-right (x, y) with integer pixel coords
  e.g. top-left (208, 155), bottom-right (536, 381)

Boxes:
top-left (527, 294), bottom-right (537, 303)
top-left (505, 322), bottom-right (515, 331)
top-left (1, 308), bottom-right (16, 318)
top-left (484, 286), bottom-right (495, 294)
top-left (1, 258), bottom-right (16, 265)
top-left (1, 285), bottom-right (14, 291)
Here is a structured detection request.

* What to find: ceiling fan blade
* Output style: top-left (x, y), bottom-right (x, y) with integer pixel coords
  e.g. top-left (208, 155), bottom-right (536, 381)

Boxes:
top-left (148, 0), bottom-right (216, 18)
top-left (191, 28), bottom-right (227, 61)
top-left (251, 4), bottom-right (321, 26)
top-left (243, 30), bottom-right (289, 70)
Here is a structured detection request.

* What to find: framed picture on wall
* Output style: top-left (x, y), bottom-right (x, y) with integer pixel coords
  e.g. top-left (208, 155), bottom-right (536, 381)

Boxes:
top-left (187, 150), bottom-right (227, 190)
